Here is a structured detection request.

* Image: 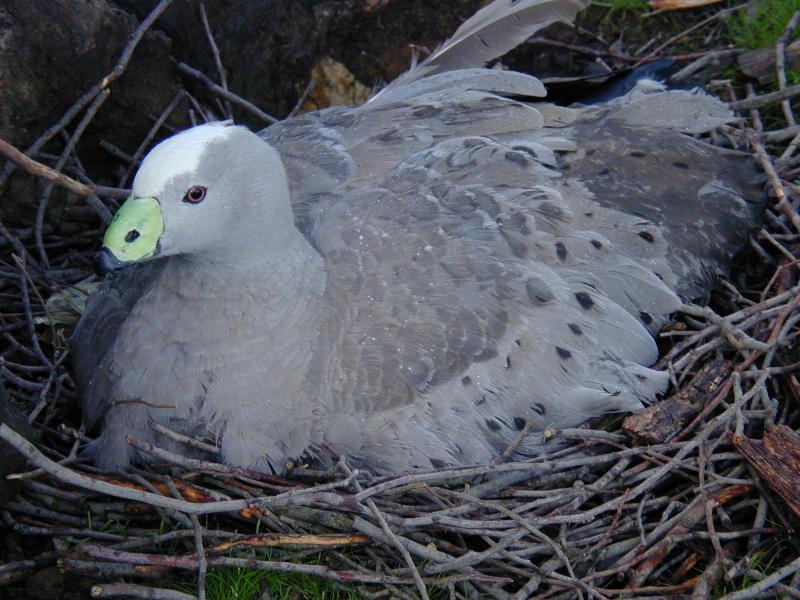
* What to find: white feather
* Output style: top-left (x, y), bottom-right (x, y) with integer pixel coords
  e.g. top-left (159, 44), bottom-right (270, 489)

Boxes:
top-left (133, 122), bottom-right (235, 198)
top-left (426, 0), bottom-right (590, 70)
top-left (373, 0), bottom-right (590, 100)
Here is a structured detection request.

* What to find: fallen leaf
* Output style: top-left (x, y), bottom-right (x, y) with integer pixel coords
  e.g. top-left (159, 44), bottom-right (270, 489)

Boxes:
top-left (302, 57), bottom-right (372, 113)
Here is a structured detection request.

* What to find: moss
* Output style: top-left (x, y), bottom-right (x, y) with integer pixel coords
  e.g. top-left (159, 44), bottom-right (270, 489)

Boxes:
top-left (726, 0), bottom-right (800, 49)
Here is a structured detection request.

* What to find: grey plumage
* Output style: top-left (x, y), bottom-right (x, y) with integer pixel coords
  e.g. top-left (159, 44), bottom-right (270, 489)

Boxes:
top-left (72, 0), bottom-right (762, 474)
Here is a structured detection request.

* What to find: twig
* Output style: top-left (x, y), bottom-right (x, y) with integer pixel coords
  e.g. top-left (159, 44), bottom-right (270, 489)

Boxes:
top-left (119, 90), bottom-right (185, 187)
top-left (198, 2), bottom-right (233, 119)
top-left (744, 130), bottom-right (800, 233)
top-left (176, 62), bottom-right (277, 124)
top-left (0, 137), bottom-right (96, 197)
top-left (80, 544), bottom-right (508, 586)
top-left (150, 423), bottom-right (220, 454)
top-left (729, 83), bottom-right (800, 111)
top-left (717, 555), bottom-right (800, 600)
top-left (339, 459), bottom-right (430, 600)
top-left (0, 0), bottom-right (178, 190)
top-left (775, 11), bottom-right (800, 127)
top-left (633, 5), bottom-right (742, 68)
top-left (0, 423), bottom-right (353, 515)
top-left (35, 89), bottom-right (110, 266)
top-left (290, 80), bottom-right (317, 117)
top-left (91, 583), bottom-right (197, 600)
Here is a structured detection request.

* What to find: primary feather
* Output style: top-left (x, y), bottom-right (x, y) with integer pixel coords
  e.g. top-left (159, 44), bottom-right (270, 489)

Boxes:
top-left (428, 0), bottom-right (590, 70)
top-left (373, 0), bottom-right (589, 99)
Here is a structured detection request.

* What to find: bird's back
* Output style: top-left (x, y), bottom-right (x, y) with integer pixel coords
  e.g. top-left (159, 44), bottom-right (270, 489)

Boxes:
top-left (260, 76), bottom-right (762, 471)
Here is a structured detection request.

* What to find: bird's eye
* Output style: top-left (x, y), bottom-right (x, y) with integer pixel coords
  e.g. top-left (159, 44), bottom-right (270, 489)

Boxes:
top-left (183, 185), bottom-right (207, 204)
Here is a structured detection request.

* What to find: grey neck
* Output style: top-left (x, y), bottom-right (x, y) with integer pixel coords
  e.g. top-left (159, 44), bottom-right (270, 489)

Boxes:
top-left (171, 227), bottom-right (326, 304)
top-left (155, 228), bottom-right (328, 420)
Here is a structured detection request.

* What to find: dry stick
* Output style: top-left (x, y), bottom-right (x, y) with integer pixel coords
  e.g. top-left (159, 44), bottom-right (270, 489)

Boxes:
top-left (530, 38), bottom-right (639, 62)
top-left (670, 49), bottom-right (739, 83)
top-left (769, 124), bottom-right (800, 144)
top-left (80, 544), bottom-right (506, 586)
top-left (0, 0), bottom-right (177, 191)
top-left (497, 420), bottom-right (535, 462)
top-left (290, 80), bottom-right (317, 117)
top-left (633, 5), bottom-right (742, 68)
top-left (35, 89), bottom-right (110, 266)
top-left (198, 1), bottom-right (233, 119)
top-left (176, 62), bottom-right (277, 124)
top-left (0, 221), bottom-right (32, 268)
top-left (150, 423), bottom-right (220, 454)
top-left (167, 480), bottom-right (206, 600)
top-left (129, 473), bottom-right (191, 530)
top-left (717, 555), bottom-right (800, 600)
top-left (119, 90), bottom-right (186, 187)
top-left (65, 138), bottom-right (115, 223)
top-left (27, 352), bottom-right (70, 424)
top-left (201, 533), bottom-right (370, 555)
top-left (775, 10), bottom-right (800, 127)
top-left (0, 134), bottom-right (127, 204)
top-left (0, 552), bottom-right (59, 585)
top-left (91, 583), bottom-right (197, 600)
top-left (680, 303), bottom-right (772, 353)
top-left (60, 559), bottom-right (170, 580)
top-left (745, 131), bottom-right (800, 234)
top-left (356, 442), bottom-right (689, 507)
top-left (185, 91), bottom-right (213, 123)
top-left (434, 490), bottom-right (598, 599)
top-left (662, 285), bottom-right (800, 367)
top-left (0, 423), bottom-right (353, 515)
top-left (12, 254), bottom-right (52, 371)
top-left (100, 140), bottom-right (134, 163)
top-left (0, 137), bottom-right (95, 197)
top-left (339, 460), bottom-right (430, 600)
top-left (698, 443), bottom-right (728, 572)
top-left (759, 227), bottom-right (799, 263)
top-left (729, 83), bottom-right (800, 111)
top-left (746, 83), bottom-right (764, 135)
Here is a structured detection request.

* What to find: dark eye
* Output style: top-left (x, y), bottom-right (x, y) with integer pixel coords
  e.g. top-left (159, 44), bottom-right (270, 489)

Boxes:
top-left (183, 185), bottom-right (207, 204)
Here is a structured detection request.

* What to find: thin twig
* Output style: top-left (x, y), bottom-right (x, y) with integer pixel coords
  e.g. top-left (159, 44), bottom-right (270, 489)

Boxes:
top-left (176, 62), bottom-right (277, 124)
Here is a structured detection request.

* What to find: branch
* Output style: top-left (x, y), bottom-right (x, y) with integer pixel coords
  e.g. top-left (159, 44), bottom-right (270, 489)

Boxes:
top-left (0, 137), bottom-right (97, 197)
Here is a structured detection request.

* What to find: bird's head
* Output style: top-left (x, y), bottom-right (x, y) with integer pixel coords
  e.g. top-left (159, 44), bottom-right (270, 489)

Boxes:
top-left (98, 122), bottom-right (292, 273)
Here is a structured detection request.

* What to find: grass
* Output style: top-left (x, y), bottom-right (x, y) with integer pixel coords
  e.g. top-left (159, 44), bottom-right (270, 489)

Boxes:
top-left (172, 564), bottom-right (361, 600)
top-left (712, 537), bottom-right (793, 598)
top-left (725, 0), bottom-right (800, 50)
top-left (724, 0), bottom-right (800, 104)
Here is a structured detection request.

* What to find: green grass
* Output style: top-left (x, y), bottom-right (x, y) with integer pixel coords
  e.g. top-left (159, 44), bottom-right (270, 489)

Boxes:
top-left (726, 0), bottom-right (800, 50)
top-left (166, 551), bottom-right (459, 600)
top-left (170, 552), bottom-right (360, 600)
top-left (712, 537), bottom-right (793, 598)
top-left (172, 565), bottom-right (361, 600)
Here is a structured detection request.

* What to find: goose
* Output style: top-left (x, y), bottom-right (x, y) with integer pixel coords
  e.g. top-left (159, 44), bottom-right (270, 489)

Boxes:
top-left (73, 0), bottom-right (762, 473)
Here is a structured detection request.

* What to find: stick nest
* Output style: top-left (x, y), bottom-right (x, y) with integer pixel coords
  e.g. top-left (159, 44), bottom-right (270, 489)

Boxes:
top-left (0, 2), bottom-right (799, 599)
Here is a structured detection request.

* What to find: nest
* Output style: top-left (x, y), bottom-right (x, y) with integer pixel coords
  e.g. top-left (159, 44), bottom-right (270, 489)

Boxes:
top-left (0, 1), bottom-right (799, 599)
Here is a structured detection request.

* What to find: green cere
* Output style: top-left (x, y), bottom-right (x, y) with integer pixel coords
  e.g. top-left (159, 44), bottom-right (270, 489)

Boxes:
top-left (102, 196), bottom-right (164, 263)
